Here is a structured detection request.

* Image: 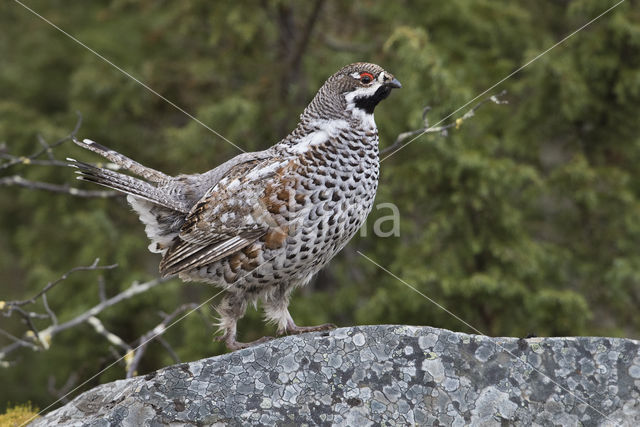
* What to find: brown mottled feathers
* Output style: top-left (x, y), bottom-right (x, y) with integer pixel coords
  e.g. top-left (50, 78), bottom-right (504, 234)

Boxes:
top-left (159, 158), bottom-right (279, 276)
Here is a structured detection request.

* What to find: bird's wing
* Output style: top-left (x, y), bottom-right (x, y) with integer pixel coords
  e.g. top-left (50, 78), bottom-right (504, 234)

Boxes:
top-left (159, 156), bottom-right (289, 276)
top-left (169, 148), bottom-right (274, 204)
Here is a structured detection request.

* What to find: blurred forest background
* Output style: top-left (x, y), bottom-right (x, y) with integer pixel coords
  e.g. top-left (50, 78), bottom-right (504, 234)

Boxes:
top-left (1, 0), bottom-right (639, 412)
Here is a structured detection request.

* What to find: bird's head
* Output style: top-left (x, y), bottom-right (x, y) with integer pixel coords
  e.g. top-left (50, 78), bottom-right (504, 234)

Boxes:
top-left (302, 62), bottom-right (401, 126)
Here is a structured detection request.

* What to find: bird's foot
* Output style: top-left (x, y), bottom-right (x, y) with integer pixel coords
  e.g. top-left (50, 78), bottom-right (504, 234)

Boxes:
top-left (282, 321), bottom-right (337, 336)
top-left (214, 334), bottom-right (274, 351)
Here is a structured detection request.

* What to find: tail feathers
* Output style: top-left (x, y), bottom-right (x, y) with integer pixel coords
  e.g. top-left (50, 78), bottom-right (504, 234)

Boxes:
top-left (72, 137), bottom-right (169, 183)
top-left (68, 158), bottom-right (189, 213)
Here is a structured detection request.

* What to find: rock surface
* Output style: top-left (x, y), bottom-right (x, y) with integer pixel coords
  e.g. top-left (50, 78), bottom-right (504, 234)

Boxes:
top-left (33, 325), bottom-right (640, 426)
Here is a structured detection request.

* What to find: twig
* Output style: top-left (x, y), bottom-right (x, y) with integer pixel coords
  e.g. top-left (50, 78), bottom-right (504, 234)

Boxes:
top-left (3, 259), bottom-right (117, 308)
top-left (0, 277), bottom-right (168, 360)
top-left (86, 316), bottom-right (132, 353)
top-left (0, 259), bottom-right (114, 352)
top-left (48, 372), bottom-right (78, 404)
top-left (380, 90), bottom-right (508, 156)
top-left (156, 336), bottom-right (181, 364)
top-left (41, 294), bottom-right (58, 326)
top-left (0, 342), bottom-right (26, 361)
top-left (98, 276), bottom-right (107, 303)
top-left (0, 175), bottom-right (119, 198)
top-left (126, 303), bottom-right (199, 378)
top-left (8, 305), bottom-right (49, 320)
top-left (37, 134), bottom-right (56, 161)
top-left (0, 112), bottom-right (82, 171)
top-left (13, 306), bottom-right (43, 341)
top-left (0, 328), bottom-right (39, 352)
top-left (0, 154), bottom-right (69, 168)
top-left (0, 113), bottom-right (116, 198)
top-left (44, 278), bottom-right (168, 336)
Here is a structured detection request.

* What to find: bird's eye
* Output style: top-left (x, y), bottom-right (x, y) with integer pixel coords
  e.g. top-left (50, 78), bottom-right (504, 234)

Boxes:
top-left (359, 72), bottom-right (374, 84)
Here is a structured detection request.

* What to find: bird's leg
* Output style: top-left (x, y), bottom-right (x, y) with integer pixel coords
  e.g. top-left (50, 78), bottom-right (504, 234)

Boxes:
top-left (213, 293), bottom-right (273, 351)
top-left (263, 296), bottom-right (336, 336)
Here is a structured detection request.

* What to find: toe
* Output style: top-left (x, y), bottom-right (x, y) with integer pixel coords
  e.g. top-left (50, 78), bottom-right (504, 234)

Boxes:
top-left (226, 335), bottom-right (274, 351)
top-left (285, 322), bottom-right (338, 335)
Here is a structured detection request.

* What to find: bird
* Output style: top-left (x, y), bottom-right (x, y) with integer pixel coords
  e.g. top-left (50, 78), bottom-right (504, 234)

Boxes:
top-left (68, 62), bottom-right (401, 351)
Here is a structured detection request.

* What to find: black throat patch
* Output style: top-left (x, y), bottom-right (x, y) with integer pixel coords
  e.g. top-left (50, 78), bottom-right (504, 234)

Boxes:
top-left (353, 85), bottom-right (393, 114)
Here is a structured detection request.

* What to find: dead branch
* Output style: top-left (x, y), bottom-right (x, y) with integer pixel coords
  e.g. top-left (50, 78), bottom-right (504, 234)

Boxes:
top-left (0, 112), bottom-right (82, 172)
top-left (0, 113), bottom-right (120, 198)
top-left (86, 316), bottom-right (132, 354)
top-left (0, 327), bottom-right (39, 352)
top-left (0, 155), bottom-right (69, 168)
top-left (0, 116), bottom-right (211, 380)
top-left (0, 175), bottom-right (118, 197)
top-left (126, 303), bottom-right (199, 378)
top-left (0, 259), bottom-right (171, 365)
top-left (48, 372), bottom-right (79, 404)
top-left (4, 258), bottom-right (117, 308)
top-left (380, 90), bottom-right (508, 156)
top-left (156, 336), bottom-right (181, 364)
top-left (37, 277), bottom-right (169, 343)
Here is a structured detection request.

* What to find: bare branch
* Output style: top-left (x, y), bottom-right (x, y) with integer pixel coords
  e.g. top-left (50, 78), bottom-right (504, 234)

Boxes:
top-left (0, 154), bottom-right (74, 168)
top-left (126, 303), bottom-right (199, 378)
top-left (46, 278), bottom-right (169, 336)
top-left (41, 294), bottom-right (58, 326)
top-left (0, 276), bottom-right (168, 362)
top-left (86, 316), bottom-right (132, 353)
top-left (0, 256), bottom-right (169, 366)
top-left (0, 112), bottom-right (82, 171)
top-left (0, 327), bottom-right (39, 352)
top-left (156, 336), bottom-right (181, 364)
top-left (98, 276), bottom-right (107, 303)
top-left (37, 134), bottom-right (56, 161)
top-left (13, 306), bottom-right (43, 340)
top-left (380, 90), bottom-right (508, 156)
top-left (0, 175), bottom-right (119, 198)
top-left (8, 305), bottom-right (49, 320)
top-left (3, 259), bottom-right (117, 308)
top-left (0, 114), bottom-right (124, 198)
top-left (48, 372), bottom-right (79, 404)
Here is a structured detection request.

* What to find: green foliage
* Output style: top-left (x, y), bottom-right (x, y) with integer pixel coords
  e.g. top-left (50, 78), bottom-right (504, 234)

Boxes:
top-left (1, 0), bottom-right (639, 411)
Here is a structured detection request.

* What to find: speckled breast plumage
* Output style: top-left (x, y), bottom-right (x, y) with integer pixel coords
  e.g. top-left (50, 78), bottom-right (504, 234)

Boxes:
top-left (186, 127), bottom-right (379, 299)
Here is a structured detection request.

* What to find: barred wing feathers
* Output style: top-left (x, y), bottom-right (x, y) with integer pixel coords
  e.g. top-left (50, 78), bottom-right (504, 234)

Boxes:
top-left (159, 157), bottom-right (288, 277)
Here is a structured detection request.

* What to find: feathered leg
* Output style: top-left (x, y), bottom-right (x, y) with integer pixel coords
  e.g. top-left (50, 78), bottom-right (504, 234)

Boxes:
top-left (214, 292), bottom-right (273, 351)
top-left (262, 285), bottom-right (336, 336)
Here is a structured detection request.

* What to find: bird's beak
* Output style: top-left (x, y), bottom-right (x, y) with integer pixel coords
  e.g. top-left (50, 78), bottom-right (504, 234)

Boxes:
top-left (386, 78), bottom-right (402, 89)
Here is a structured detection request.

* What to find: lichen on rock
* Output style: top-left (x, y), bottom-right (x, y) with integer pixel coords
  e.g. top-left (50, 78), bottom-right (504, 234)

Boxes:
top-left (32, 325), bottom-right (640, 425)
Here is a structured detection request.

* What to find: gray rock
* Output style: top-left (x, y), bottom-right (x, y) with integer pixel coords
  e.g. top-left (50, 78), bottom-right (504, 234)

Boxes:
top-left (32, 325), bottom-right (640, 426)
